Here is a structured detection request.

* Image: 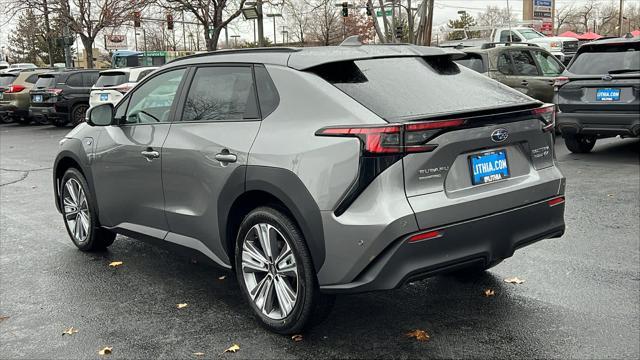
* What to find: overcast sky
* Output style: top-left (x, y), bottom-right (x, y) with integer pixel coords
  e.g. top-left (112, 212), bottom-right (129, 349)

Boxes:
top-left (1, 0), bottom-right (638, 57)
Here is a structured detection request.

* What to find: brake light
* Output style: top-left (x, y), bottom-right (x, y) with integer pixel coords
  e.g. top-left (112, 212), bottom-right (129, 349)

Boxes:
top-left (532, 104), bottom-right (556, 132)
top-left (6, 84), bottom-right (25, 93)
top-left (316, 119), bottom-right (465, 155)
top-left (553, 76), bottom-right (570, 90)
top-left (407, 230), bottom-right (442, 243)
top-left (115, 84), bottom-right (132, 94)
top-left (547, 196), bottom-right (565, 207)
top-left (48, 88), bottom-right (63, 95)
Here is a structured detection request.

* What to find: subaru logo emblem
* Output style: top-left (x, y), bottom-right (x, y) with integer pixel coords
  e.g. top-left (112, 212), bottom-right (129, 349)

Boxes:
top-left (491, 128), bottom-right (509, 143)
top-left (602, 74), bottom-right (613, 81)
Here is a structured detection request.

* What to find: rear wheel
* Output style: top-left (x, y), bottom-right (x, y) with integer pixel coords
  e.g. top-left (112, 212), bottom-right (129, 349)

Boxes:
top-left (564, 134), bottom-right (596, 153)
top-left (235, 206), bottom-right (333, 334)
top-left (60, 168), bottom-right (115, 251)
top-left (70, 104), bottom-right (89, 126)
top-left (0, 114), bottom-right (13, 124)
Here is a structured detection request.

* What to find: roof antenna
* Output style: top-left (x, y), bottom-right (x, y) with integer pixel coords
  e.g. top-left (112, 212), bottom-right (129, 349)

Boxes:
top-left (340, 35), bottom-right (362, 46)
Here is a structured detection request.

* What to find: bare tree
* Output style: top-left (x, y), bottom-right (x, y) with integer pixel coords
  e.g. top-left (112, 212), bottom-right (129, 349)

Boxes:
top-left (554, 4), bottom-right (575, 35)
top-left (160, 0), bottom-right (246, 51)
top-left (56, 0), bottom-right (143, 68)
top-left (476, 5), bottom-right (515, 28)
top-left (284, 0), bottom-right (311, 45)
top-left (306, 0), bottom-right (342, 45)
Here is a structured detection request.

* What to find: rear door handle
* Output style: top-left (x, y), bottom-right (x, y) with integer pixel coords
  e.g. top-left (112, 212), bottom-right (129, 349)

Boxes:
top-left (521, 80), bottom-right (529, 86)
top-left (215, 153), bottom-right (237, 163)
top-left (141, 148), bottom-right (160, 162)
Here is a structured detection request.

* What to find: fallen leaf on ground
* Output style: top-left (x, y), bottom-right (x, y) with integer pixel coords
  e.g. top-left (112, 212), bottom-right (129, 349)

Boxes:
top-left (291, 334), bottom-right (303, 342)
top-left (108, 261), bottom-right (123, 268)
top-left (177, 303), bottom-right (188, 309)
top-left (483, 289), bottom-right (495, 297)
top-left (193, 352), bottom-right (205, 357)
top-left (607, 194), bottom-right (614, 197)
top-left (98, 346), bottom-right (112, 355)
top-left (0, 316), bottom-right (8, 323)
top-left (62, 327), bottom-right (79, 336)
top-left (504, 277), bottom-right (525, 284)
top-left (406, 329), bottom-right (430, 342)
top-left (218, 275), bottom-right (226, 280)
top-left (224, 344), bottom-right (240, 353)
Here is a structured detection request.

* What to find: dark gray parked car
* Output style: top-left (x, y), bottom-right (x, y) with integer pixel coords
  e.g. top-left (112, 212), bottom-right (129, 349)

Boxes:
top-left (53, 45), bottom-right (566, 334)
top-left (555, 37), bottom-right (640, 153)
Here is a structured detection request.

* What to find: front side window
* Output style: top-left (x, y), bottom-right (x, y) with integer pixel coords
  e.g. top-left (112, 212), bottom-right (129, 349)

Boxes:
top-left (510, 50), bottom-right (540, 76)
top-left (532, 51), bottom-right (564, 76)
top-left (124, 68), bottom-right (186, 124)
top-left (181, 66), bottom-right (258, 122)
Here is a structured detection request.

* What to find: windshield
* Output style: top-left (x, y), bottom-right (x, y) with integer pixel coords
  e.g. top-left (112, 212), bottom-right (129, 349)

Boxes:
top-left (0, 75), bottom-right (16, 86)
top-left (95, 72), bottom-right (128, 87)
top-left (34, 75), bottom-right (57, 89)
top-left (569, 43), bottom-right (640, 75)
top-left (519, 28), bottom-right (544, 40)
top-left (310, 56), bottom-right (532, 121)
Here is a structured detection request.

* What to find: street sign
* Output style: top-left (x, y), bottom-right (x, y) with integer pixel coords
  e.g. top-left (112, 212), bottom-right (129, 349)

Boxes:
top-left (534, 0), bottom-right (552, 6)
top-left (144, 51), bottom-right (167, 57)
top-left (376, 9), bottom-right (392, 17)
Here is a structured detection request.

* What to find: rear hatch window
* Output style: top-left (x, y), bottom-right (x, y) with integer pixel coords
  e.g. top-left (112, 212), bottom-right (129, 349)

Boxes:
top-left (0, 75), bottom-right (16, 86)
top-left (454, 53), bottom-right (486, 73)
top-left (309, 56), bottom-right (533, 122)
top-left (569, 42), bottom-right (640, 75)
top-left (34, 75), bottom-right (57, 89)
top-left (95, 72), bottom-right (129, 87)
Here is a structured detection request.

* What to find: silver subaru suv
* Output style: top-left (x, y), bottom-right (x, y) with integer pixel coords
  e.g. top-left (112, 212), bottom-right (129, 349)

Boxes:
top-left (53, 45), bottom-right (566, 334)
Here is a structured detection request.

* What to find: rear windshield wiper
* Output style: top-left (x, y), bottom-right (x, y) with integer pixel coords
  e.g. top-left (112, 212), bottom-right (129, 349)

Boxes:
top-left (608, 69), bottom-right (640, 74)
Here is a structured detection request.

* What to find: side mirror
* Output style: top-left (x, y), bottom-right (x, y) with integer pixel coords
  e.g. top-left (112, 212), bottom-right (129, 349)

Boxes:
top-left (86, 103), bottom-right (114, 126)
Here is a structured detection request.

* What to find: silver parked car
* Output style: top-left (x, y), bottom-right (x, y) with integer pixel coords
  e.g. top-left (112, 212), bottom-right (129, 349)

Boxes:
top-left (53, 45), bottom-right (566, 334)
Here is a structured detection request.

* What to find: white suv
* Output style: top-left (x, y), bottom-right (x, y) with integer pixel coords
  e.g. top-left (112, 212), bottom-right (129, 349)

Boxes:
top-left (89, 67), bottom-right (157, 107)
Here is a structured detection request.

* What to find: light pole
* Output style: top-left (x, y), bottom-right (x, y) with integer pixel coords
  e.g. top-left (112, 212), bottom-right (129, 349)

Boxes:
top-left (267, 13), bottom-right (282, 45)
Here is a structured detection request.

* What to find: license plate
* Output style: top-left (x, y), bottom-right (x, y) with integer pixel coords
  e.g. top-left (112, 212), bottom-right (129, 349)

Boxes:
top-left (33, 95), bottom-right (43, 102)
top-left (469, 150), bottom-right (510, 185)
top-left (596, 88), bottom-right (620, 101)
top-left (100, 93), bottom-right (109, 101)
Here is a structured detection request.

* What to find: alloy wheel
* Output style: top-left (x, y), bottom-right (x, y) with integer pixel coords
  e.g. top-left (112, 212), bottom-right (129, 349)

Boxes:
top-left (62, 178), bottom-right (90, 243)
top-left (241, 223), bottom-right (299, 320)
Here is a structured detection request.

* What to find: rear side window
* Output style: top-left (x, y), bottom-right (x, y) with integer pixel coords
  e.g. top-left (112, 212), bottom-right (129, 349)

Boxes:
top-left (0, 75), bottom-right (15, 86)
top-left (454, 54), bottom-right (486, 73)
top-left (66, 73), bottom-right (83, 87)
top-left (83, 72), bottom-right (99, 86)
top-left (310, 57), bottom-right (531, 121)
top-left (569, 43), bottom-right (640, 75)
top-left (497, 53), bottom-right (514, 75)
top-left (34, 75), bottom-right (56, 88)
top-left (96, 72), bottom-right (128, 87)
top-left (135, 69), bottom-right (154, 82)
top-left (255, 66), bottom-right (279, 118)
top-left (181, 66), bottom-right (259, 121)
top-left (510, 50), bottom-right (540, 76)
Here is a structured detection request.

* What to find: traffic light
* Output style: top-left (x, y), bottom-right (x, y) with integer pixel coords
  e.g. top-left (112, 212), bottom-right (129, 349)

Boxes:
top-left (341, 2), bottom-right (348, 17)
top-left (366, 6), bottom-right (372, 16)
top-left (133, 11), bottom-right (141, 27)
top-left (167, 13), bottom-right (174, 30)
top-left (395, 26), bottom-right (403, 39)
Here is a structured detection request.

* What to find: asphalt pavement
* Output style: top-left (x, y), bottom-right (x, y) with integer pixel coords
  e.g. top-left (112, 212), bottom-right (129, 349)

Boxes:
top-left (1, 123), bottom-right (638, 359)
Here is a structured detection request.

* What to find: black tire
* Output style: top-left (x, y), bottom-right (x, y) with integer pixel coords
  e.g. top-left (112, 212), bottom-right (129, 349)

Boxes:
top-left (234, 206), bottom-right (334, 334)
top-left (52, 117), bottom-right (69, 127)
top-left (60, 168), bottom-right (115, 251)
top-left (70, 104), bottom-right (89, 126)
top-left (36, 115), bottom-right (50, 125)
top-left (564, 134), bottom-right (596, 153)
top-left (0, 114), bottom-right (13, 124)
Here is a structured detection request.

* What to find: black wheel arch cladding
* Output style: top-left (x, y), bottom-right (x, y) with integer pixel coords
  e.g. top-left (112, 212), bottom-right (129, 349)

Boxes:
top-left (218, 165), bottom-right (326, 272)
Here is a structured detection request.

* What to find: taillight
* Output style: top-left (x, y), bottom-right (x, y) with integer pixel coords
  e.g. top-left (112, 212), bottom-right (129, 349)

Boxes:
top-left (6, 84), bottom-right (25, 93)
top-left (114, 84), bottom-right (132, 94)
top-left (532, 104), bottom-right (556, 133)
top-left (553, 76), bottom-right (570, 91)
top-left (547, 196), bottom-right (565, 207)
top-left (407, 230), bottom-right (442, 243)
top-left (316, 119), bottom-right (465, 155)
top-left (48, 88), bottom-right (63, 95)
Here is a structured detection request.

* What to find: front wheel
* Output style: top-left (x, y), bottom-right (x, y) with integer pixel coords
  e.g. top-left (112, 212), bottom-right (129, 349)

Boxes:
top-left (235, 207), bottom-right (333, 334)
top-left (564, 134), bottom-right (596, 153)
top-left (60, 168), bottom-right (115, 251)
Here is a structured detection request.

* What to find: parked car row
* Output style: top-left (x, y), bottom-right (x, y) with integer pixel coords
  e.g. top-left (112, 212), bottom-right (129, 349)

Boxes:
top-left (0, 66), bottom-right (157, 126)
top-left (453, 37), bottom-right (639, 153)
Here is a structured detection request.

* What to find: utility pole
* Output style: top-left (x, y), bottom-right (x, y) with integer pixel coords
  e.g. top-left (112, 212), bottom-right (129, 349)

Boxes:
top-left (62, 24), bottom-right (72, 68)
top-left (618, 0), bottom-right (624, 37)
top-left (257, 0), bottom-right (265, 46)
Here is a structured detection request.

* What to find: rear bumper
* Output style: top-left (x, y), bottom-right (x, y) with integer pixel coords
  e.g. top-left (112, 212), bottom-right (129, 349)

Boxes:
top-left (557, 112), bottom-right (640, 137)
top-left (30, 105), bottom-right (66, 120)
top-left (320, 197), bottom-right (565, 294)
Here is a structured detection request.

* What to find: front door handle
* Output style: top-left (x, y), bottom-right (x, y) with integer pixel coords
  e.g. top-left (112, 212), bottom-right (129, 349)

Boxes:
top-left (141, 149), bottom-right (160, 162)
top-left (521, 80), bottom-right (529, 86)
top-left (215, 152), bottom-right (237, 163)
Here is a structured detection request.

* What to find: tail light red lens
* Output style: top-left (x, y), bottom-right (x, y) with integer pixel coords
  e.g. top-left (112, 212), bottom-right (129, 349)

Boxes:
top-left (48, 88), bottom-right (63, 95)
top-left (547, 196), bottom-right (565, 207)
top-left (553, 76), bottom-right (570, 90)
top-left (532, 104), bottom-right (556, 132)
top-left (407, 230), bottom-right (442, 243)
top-left (316, 119), bottom-right (465, 155)
top-left (6, 84), bottom-right (25, 93)
top-left (115, 84), bottom-right (132, 94)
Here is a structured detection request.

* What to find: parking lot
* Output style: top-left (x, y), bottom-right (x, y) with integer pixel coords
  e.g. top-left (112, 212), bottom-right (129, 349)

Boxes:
top-left (0, 123), bottom-right (638, 358)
